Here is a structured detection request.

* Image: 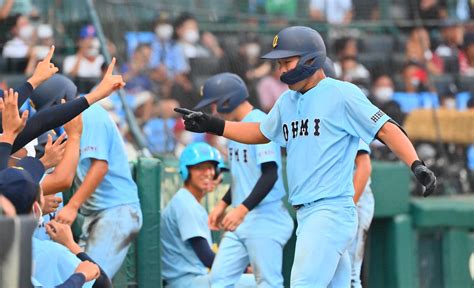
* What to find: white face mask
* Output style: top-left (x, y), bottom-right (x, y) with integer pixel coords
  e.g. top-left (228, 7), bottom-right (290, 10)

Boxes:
top-left (183, 30), bottom-right (199, 44)
top-left (86, 48), bottom-right (100, 57)
top-left (245, 43), bottom-right (261, 59)
top-left (155, 24), bottom-right (173, 41)
top-left (19, 25), bottom-right (34, 40)
top-left (33, 202), bottom-right (44, 227)
top-left (374, 87), bottom-right (394, 103)
top-left (86, 38), bottom-right (100, 57)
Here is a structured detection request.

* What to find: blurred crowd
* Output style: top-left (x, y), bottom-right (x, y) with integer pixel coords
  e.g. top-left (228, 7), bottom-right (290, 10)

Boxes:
top-left (0, 0), bottom-right (473, 196)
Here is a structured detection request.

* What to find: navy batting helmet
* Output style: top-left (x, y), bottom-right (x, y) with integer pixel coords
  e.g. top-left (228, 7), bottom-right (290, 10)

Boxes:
top-left (193, 72), bottom-right (248, 114)
top-left (261, 26), bottom-right (327, 85)
top-left (322, 57), bottom-right (336, 78)
top-left (30, 74), bottom-right (77, 111)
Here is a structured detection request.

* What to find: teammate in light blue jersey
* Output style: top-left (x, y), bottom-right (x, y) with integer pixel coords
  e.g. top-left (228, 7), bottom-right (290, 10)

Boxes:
top-left (176, 26), bottom-right (436, 287)
top-left (161, 142), bottom-right (255, 288)
top-left (350, 139), bottom-right (375, 288)
top-left (194, 73), bottom-right (293, 287)
top-left (29, 73), bottom-right (145, 278)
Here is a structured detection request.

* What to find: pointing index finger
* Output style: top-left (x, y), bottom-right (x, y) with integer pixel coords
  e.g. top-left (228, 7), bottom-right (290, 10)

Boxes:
top-left (106, 57), bottom-right (116, 75)
top-left (174, 107), bottom-right (198, 116)
top-left (44, 45), bottom-right (55, 62)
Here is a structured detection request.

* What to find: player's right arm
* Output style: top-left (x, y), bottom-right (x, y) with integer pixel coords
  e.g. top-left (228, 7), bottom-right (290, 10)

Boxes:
top-left (174, 108), bottom-right (269, 144)
top-left (223, 121), bottom-right (269, 144)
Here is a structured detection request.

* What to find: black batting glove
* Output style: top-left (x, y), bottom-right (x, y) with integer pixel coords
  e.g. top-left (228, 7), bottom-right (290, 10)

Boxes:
top-left (411, 160), bottom-right (437, 197)
top-left (174, 107), bottom-right (225, 136)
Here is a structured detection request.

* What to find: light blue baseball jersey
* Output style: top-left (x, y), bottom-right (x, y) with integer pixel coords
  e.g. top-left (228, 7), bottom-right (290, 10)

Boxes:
top-left (357, 139), bottom-right (371, 154)
top-left (260, 78), bottom-right (390, 205)
top-left (228, 109), bottom-right (286, 207)
top-left (77, 103), bottom-right (139, 214)
top-left (161, 188), bottom-right (213, 280)
top-left (32, 237), bottom-right (94, 288)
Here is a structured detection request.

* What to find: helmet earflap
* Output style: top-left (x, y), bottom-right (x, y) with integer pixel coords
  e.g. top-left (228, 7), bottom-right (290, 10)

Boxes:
top-left (280, 51), bottom-right (326, 85)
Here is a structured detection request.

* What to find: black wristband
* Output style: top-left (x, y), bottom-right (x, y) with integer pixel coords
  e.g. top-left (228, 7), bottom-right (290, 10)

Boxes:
top-left (210, 117), bottom-right (225, 136)
top-left (411, 160), bottom-right (424, 172)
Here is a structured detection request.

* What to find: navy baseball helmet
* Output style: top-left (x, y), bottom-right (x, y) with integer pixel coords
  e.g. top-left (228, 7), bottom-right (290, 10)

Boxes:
top-left (261, 26), bottom-right (327, 85)
top-left (0, 157), bottom-right (45, 215)
top-left (30, 74), bottom-right (78, 111)
top-left (322, 57), bottom-right (336, 78)
top-left (193, 73), bottom-right (248, 114)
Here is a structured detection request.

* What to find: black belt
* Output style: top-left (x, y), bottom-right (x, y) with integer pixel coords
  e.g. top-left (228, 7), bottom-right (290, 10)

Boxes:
top-left (293, 199), bottom-right (320, 210)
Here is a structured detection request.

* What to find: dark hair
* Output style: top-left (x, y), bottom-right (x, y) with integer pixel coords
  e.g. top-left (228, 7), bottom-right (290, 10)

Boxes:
top-left (172, 12), bottom-right (196, 40)
top-left (135, 43), bottom-right (151, 53)
top-left (152, 12), bottom-right (171, 30)
top-left (334, 37), bottom-right (355, 56)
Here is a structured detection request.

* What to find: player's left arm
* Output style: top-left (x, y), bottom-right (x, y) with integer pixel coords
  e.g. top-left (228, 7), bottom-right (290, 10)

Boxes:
top-left (222, 161), bottom-right (278, 231)
top-left (343, 85), bottom-right (436, 197)
top-left (376, 121), bottom-right (418, 166)
top-left (353, 151), bottom-right (371, 204)
top-left (56, 159), bottom-right (108, 225)
top-left (376, 121), bottom-right (436, 196)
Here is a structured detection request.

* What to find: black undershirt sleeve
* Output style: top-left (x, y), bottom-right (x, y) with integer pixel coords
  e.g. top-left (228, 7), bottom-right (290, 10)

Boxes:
top-left (0, 143), bottom-right (12, 171)
top-left (222, 187), bottom-right (231, 205)
top-left (0, 81), bottom-right (34, 107)
top-left (10, 97), bottom-right (90, 154)
top-left (76, 252), bottom-right (112, 288)
top-left (241, 161), bottom-right (278, 211)
top-left (189, 237), bottom-right (216, 269)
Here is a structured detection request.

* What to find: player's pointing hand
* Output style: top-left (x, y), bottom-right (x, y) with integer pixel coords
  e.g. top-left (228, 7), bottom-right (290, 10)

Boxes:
top-left (85, 57), bottom-right (127, 105)
top-left (174, 107), bottom-right (225, 135)
top-left (27, 45), bottom-right (59, 89)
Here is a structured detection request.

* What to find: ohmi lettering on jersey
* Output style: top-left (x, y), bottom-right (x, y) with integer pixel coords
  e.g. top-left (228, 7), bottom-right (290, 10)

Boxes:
top-left (228, 147), bottom-right (248, 163)
top-left (282, 118), bottom-right (321, 142)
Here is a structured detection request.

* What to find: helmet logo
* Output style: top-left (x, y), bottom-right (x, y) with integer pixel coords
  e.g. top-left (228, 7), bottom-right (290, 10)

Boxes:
top-left (272, 35), bottom-right (278, 48)
top-left (200, 85), bottom-right (204, 97)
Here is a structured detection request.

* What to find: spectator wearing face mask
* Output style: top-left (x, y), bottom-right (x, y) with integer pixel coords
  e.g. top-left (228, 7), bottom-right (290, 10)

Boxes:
top-left (150, 14), bottom-right (188, 76)
top-left (63, 25), bottom-right (104, 78)
top-left (369, 75), bottom-right (404, 125)
top-left (173, 13), bottom-right (223, 60)
top-left (371, 75), bottom-right (395, 106)
top-left (401, 61), bottom-right (431, 93)
top-left (333, 37), bottom-right (370, 81)
top-left (148, 14), bottom-right (188, 99)
top-left (438, 83), bottom-right (458, 110)
top-left (2, 13), bottom-right (35, 72)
